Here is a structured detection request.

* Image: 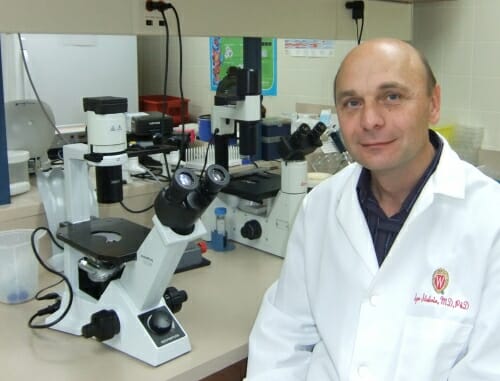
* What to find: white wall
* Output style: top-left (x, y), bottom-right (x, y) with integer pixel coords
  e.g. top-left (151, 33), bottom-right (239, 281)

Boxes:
top-left (138, 36), bottom-right (356, 120)
top-left (413, 0), bottom-right (500, 151)
top-left (2, 34), bottom-right (139, 128)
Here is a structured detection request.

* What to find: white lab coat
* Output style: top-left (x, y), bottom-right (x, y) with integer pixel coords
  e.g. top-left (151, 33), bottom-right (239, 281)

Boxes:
top-left (246, 139), bottom-right (500, 381)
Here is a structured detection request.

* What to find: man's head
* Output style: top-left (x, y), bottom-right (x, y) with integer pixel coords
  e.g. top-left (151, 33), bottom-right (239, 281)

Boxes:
top-left (334, 38), bottom-right (441, 176)
top-left (334, 41), bottom-right (437, 102)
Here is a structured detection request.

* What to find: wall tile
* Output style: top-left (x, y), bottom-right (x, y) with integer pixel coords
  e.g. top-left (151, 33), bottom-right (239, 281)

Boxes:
top-left (440, 74), bottom-right (471, 111)
top-left (474, 2), bottom-right (500, 42)
top-left (470, 77), bottom-right (500, 113)
top-left (471, 42), bottom-right (500, 78)
top-left (414, 1), bottom-right (500, 151)
top-left (442, 41), bottom-right (473, 76)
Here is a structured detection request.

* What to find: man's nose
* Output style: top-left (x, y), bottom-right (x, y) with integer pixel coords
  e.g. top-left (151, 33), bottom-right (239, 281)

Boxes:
top-left (360, 101), bottom-right (384, 130)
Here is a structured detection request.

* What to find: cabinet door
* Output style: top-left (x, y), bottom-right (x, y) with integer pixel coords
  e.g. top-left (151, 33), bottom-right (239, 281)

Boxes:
top-left (201, 359), bottom-right (248, 381)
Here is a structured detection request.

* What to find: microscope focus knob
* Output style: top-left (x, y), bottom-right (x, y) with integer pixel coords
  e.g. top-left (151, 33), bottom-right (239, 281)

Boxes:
top-left (148, 309), bottom-right (172, 335)
top-left (241, 220), bottom-right (262, 240)
top-left (81, 309), bottom-right (120, 341)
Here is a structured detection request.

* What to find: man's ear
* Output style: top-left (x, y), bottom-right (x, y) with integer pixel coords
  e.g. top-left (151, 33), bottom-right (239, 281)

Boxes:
top-left (429, 84), bottom-right (441, 125)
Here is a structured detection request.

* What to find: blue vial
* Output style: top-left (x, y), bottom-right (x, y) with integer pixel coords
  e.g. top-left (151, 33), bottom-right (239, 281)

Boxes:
top-left (215, 207), bottom-right (227, 235)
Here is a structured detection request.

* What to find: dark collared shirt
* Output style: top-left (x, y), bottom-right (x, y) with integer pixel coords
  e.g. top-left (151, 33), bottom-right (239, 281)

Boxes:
top-left (356, 130), bottom-right (443, 266)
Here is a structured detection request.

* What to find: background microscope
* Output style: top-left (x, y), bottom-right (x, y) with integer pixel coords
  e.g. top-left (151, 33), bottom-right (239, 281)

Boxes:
top-left (201, 118), bottom-right (327, 257)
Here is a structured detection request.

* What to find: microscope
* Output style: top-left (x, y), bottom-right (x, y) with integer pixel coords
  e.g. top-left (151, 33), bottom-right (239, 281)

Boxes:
top-left (48, 97), bottom-right (229, 366)
top-left (201, 69), bottom-right (327, 257)
top-left (211, 67), bottom-right (261, 169)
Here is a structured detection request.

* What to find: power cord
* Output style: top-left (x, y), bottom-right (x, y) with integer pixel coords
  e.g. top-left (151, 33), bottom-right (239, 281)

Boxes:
top-left (345, 1), bottom-right (365, 45)
top-left (199, 129), bottom-right (220, 178)
top-left (28, 227), bottom-right (74, 330)
top-left (147, 2), bottom-right (188, 173)
top-left (17, 33), bottom-right (69, 145)
top-left (119, 200), bottom-right (154, 214)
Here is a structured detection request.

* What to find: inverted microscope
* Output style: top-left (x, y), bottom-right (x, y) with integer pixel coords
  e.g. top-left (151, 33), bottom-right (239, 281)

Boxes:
top-left (201, 69), bottom-right (327, 257)
top-left (48, 97), bottom-right (229, 366)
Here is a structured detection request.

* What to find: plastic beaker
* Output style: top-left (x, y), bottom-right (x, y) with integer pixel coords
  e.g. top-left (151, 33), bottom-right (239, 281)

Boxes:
top-left (0, 229), bottom-right (45, 304)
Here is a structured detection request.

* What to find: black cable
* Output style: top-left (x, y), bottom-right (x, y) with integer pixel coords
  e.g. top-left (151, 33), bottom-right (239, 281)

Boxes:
top-left (35, 279), bottom-right (64, 300)
top-left (131, 172), bottom-right (168, 182)
top-left (160, 10), bottom-right (170, 135)
top-left (155, 4), bottom-right (187, 178)
top-left (199, 129), bottom-right (220, 178)
top-left (17, 33), bottom-right (69, 145)
top-left (169, 6), bottom-right (187, 173)
top-left (119, 200), bottom-right (154, 214)
top-left (355, 17), bottom-right (365, 45)
top-left (28, 227), bottom-right (74, 330)
top-left (162, 152), bottom-right (172, 182)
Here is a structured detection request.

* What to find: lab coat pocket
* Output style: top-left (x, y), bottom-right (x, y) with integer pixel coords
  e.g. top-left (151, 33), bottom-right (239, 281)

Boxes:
top-left (394, 316), bottom-right (472, 381)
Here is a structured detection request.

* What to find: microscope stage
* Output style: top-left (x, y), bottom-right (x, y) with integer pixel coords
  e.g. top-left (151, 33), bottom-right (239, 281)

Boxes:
top-left (223, 171), bottom-right (281, 202)
top-left (57, 217), bottom-right (151, 264)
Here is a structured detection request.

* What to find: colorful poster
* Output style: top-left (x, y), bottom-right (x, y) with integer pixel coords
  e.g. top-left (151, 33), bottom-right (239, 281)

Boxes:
top-left (210, 37), bottom-right (277, 96)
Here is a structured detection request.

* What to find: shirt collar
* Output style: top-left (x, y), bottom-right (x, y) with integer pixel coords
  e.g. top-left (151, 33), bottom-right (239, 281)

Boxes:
top-left (357, 129), bottom-right (443, 212)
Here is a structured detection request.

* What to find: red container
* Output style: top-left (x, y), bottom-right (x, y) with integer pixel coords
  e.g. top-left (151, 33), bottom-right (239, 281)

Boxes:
top-left (139, 95), bottom-right (190, 126)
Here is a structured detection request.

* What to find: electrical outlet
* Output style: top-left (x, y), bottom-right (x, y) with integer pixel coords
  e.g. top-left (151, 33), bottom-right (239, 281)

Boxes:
top-left (132, 0), bottom-right (167, 35)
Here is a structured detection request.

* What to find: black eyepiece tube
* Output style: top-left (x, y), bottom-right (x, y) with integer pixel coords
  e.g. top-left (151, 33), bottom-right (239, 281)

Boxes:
top-left (154, 165), bottom-right (229, 235)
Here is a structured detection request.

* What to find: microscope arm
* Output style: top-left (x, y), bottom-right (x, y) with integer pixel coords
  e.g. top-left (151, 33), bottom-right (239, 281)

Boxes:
top-left (118, 216), bottom-right (206, 311)
top-left (119, 164), bottom-right (229, 311)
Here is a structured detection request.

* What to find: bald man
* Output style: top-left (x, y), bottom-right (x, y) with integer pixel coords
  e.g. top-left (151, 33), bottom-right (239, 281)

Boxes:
top-left (246, 39), bottom-right (500, 381)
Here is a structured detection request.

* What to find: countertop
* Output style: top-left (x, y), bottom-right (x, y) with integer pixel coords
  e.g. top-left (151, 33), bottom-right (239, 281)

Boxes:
top-left (0, 244), bottom-right (282, 381)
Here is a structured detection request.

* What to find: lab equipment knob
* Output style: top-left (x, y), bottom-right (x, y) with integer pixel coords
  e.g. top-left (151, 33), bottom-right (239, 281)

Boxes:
top-left (241, 220), bottom-right (262, 240)
top-left (164, 286), bottom-right (188, 314)
top-left (81, 309), bottom-right (120, 341)
top-left (148, 309), bottom-right (172, 335)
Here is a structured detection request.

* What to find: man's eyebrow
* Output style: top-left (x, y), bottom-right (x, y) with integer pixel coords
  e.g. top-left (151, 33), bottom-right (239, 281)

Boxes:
top-left (335, 90), bottom-right (357, 100)
top-left (378, 82), bottom-right (410, 92)
top-left (335, 82), bottom-right (412, 101)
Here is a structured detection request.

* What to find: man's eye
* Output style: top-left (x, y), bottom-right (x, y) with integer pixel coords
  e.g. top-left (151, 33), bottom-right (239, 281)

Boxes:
top-left (344, 99), bottom-right (361, 108)
top-left (385, 93), bottom-right (401, 102)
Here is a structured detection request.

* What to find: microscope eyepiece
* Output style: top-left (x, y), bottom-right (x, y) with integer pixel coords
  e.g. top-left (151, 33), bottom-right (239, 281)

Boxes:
top-left (203, 164), bottom-right (230, 194)
top-left (155, 165), bottom-right (229, 235)
top-left (310, 122), bottom-right (327, 146)
top-left (311, 122), bottom-right (327, 138)
top-left (167, 168), bottom-right (199, 204)
top-left (178, 172), bottom-right (195, 187)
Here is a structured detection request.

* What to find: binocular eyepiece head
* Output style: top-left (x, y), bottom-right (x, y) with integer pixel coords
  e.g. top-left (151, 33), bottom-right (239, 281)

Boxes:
top-left (155, 164), bottom-right (230, 235)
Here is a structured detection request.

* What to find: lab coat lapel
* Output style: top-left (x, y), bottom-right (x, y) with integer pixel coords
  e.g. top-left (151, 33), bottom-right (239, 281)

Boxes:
top-left (336, 168), bottom-right (379, 275)
top-left (399, 140), bottom-right (465, 227)
top-left (377, 141), bottom-right (466, 271)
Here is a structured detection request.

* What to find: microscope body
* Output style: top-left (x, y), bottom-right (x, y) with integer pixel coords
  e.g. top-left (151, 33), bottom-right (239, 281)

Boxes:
top-left (48, 97), bottom-right (229, 366)
top-left (202, 160), bottom-right (308, 257)
top-left (202, 122), bottom-right (326, 258)
top-left (211, 67), bottom-right (261, 169)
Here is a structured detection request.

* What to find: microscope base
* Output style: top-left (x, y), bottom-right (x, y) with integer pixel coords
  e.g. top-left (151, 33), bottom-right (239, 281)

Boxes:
top-left (202, 190), bottom-right (305, 257)
top-left (50, 279), bottom-right (191, 366)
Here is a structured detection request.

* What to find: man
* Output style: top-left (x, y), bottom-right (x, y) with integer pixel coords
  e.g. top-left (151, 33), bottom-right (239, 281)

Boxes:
top-left (246, 38), bottom-right (500, 380)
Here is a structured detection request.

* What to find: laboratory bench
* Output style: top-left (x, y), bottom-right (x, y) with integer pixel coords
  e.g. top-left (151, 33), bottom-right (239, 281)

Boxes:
top-left (0, 174), bottom-right (283, 381)
top-left (0, 244), bottom-right (282, 381)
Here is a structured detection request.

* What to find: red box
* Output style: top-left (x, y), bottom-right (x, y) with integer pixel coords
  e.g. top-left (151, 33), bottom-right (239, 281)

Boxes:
top-left (139, 95), bottom-right (190, 126)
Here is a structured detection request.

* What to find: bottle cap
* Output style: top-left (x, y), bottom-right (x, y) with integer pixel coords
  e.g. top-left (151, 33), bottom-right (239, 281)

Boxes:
top-left (214, 207), bottom-right (227, 216)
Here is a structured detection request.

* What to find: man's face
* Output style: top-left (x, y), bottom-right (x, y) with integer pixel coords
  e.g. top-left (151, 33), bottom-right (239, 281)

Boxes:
top-left (335, 42), bottom-right (440, 176)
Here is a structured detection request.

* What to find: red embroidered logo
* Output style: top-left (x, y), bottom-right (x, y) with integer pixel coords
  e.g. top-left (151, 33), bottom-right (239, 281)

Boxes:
top-left (432, 268), bottom-right (449, 294)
